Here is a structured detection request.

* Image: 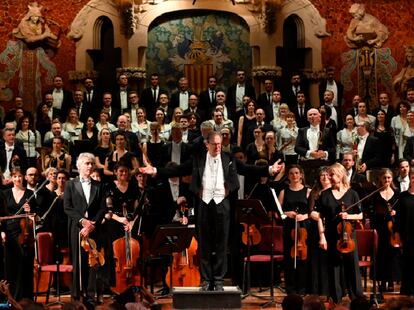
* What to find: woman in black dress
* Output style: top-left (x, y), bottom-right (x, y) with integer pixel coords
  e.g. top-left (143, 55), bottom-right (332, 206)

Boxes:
top-left (237, 99), bottom-right (256, 151)
top-left (1, 167), bottom-right (36, 301)
top-left (278, 165), bottom-right (311, 295)
top-left (317, 163), bottom-right (363, 303)
top-left (80, 116), bottom-right (99, 153)
top-left (374, 110), bottom-right (395, 168)
top-left (369, 168), bottom-right (401, 292)
top-left (142, 122), bottom-right (165, 167)
top-left (104, 131), bottom-right (139, 179)
top-left (308, 166), bottom-right (330, 296)
top-left (105, 162), bottom-right (140, 289)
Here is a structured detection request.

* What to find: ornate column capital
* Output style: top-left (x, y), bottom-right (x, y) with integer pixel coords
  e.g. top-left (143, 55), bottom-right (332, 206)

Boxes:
top-left (68, 70), bottom-right (99, 82)
top-left (116, 67), bottom-right (147, 80)
top-left (252, 66), bottom-right (282, 80)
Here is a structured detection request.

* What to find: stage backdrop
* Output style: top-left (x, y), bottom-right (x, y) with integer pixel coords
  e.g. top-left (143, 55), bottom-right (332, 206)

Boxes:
top-left (146, 10), bottom-right (252, 94)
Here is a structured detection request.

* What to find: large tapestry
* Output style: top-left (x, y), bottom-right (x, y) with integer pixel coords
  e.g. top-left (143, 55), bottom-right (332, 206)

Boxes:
top-left (147, 10), bottom-right (251, 93)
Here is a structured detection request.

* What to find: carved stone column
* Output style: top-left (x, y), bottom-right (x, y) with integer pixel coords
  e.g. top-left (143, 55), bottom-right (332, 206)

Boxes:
top-left (68, 70), bottom-right (99, 89)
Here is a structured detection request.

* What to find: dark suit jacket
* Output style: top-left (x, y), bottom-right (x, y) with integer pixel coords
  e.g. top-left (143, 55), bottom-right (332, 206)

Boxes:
top-left (257, 92), bottom-right (273, 110)
top-left (226, 83), bottom-right (256, 121)
top-left (157, 152), bottom-right (270, 196)
top-left (291, 103), bottom-right (311, 128)
top-left (83, 89), bottom-right (102, 121)
top-left (199, 89), bottom-right (217, 112)
top-left (0, 144), bottom-right (28, 174)
top-left (283, 84), bottom-right (309, 108)
top-left (170, 90), bottom-right (194, 110)
top-left (403, 136), bottom-right (414, 163)
top-left (76, 102), bottom-right (93, 124)
top-left (112, 86), bottom-right (132, 113)
top-left (63, 178), bottom-right (106, 298)
top-left (318, 80), bottom-right (344, 111)
top-left (45, 89), bottom-right (74, 122)
top-left (294, 126), bottom-right (336, 163)
top-left (159, 141), bottom-right (192, 167)
top-left (184, 107), bottom-right (207, 123)
top-left (360, 136), bottom-right (381, 169)
top-left (140, 87), bottom-right (169, 121)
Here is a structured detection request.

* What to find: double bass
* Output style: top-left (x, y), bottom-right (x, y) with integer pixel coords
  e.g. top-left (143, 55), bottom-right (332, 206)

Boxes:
top-left (111, 202), bottom-right (141, 294)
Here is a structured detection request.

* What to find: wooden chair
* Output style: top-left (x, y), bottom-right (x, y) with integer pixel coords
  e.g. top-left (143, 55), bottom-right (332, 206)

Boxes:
top-left (355, 229), bottom-right (378, 290)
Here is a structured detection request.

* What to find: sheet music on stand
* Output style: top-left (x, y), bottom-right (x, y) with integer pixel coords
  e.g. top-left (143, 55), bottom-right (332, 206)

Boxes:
top-left (270, 188), bottom-right (287, 220)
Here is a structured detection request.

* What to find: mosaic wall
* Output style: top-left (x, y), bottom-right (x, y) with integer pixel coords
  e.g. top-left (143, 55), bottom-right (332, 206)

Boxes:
top-left (146, 10), bottom-right (252, 93)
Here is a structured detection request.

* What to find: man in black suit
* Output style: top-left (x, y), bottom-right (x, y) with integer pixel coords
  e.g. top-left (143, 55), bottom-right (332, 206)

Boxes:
top-left (101, 92), bottom-right (120, 124)
top-left (73, 90), bottom-right (92, 124)
top-left (46, 75), bottom-right (74, 122)
top-left (112, 74), bottom-right (132, 114)
top-left (111, 115), bottom-right (141, 160)
top-left (355, 121), bottom-right (381, 173)
top-left (170, 77), bottom-right (193, 111)
top-left (4, 96), bottom-right (32, 123)
top-left (0, 128), bottom-right (27, 186)
top-left (159, 123), bottom-right (191, 166)
top-left (295, 108), bottom-right (336, 184)
top-left (318, 66), bottom-right (344, 111)
top-left (64, 153), bottom-right (106, 304)
top-left (291, 91), bottom-right (311, 128)
top-left (257, 79), bottom-right (274, 110)
top-left (226, 70), bottom-right (256, 123)
top-left (264, 90), bottom-right (282, 123)
top-left (140, 73), bottom-right (168, 121)
top-left (184, 94), bottom-right (207, 123)
top-left (199, 76), bottom-right (218, 112)
top-left (83, 78), bottom-right (101, 121)
top-left (346, 94), bottom-right (362, 118)
top-left (157, 92), bottom-right (174, 123)
top-left (283, 73), bottom-right (308, 108)
top-left (373, 92), bottom-right (396, 126)
top-left (140, 131), bottom-right (282, 291)
top-left (321, 89), bottom-right (341, 130)
top-left (394, 158), bottom-right (410, 192)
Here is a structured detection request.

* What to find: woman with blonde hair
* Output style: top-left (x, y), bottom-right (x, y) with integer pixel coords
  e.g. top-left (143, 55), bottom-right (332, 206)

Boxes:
top-left (316, 162), bottom-right (363, 304)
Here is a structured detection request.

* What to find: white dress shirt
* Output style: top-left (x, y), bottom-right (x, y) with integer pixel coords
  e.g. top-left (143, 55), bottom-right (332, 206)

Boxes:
top-left (202, 153), bottom-right (225, 204)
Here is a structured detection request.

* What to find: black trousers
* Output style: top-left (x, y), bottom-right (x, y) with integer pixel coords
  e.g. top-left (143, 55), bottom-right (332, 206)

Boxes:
top-left (197, 199), bottom-right (229, 284)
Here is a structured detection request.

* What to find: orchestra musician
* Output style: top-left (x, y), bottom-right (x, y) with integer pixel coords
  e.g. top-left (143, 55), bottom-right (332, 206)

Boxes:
top-left (278, 164), bottom-right (311, 295)
top-left (369, 169), bottom-right (401, 293)
top-left (316, 163), bottom-right (363, 304)
top-left (64, 153), bottom-right (106, 305)
top-left (140, 131), bottom-right (283, 292)
top-left (1, 167), bottom-right (37, 300)
top-left (104, 161), bottom-right (140, 293)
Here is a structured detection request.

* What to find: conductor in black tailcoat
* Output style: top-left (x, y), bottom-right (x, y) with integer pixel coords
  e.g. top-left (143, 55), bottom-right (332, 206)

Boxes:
top-left (140, 131), bottom-right (282, 292)
top-left (64, 153), bottom-right (106, 304)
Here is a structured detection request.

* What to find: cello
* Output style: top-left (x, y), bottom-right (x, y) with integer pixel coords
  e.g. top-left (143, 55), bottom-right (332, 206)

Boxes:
top-left (166, 203), bottom-right (200, 287)
top-left (111, 203), bottom-right (141, 294)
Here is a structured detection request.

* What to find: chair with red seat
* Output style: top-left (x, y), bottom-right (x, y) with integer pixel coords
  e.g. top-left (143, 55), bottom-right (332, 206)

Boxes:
top-left (35, 232), bottom-right (73, 304)
top-left (356, 229), bottom-right (378, 290)
top-left (242, 225), bottom-right (284, 293)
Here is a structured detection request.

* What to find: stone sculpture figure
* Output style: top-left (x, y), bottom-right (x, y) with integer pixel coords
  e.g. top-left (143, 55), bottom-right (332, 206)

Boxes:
top-left (12, 2), bottom-right (60, 48)
top-left (393, 45), bottom-right (414, 99)
top-left (345, 3), bottom-right (388, 49)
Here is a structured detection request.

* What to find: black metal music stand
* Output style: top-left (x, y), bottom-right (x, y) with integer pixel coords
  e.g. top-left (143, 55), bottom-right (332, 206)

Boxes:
top-left (237, 199), bottom-right (269, 300)
top-left (149, 225), bottom-right (194, 298)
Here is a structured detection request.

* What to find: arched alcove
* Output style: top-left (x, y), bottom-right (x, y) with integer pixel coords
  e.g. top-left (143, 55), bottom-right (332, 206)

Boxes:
top-left (146, 9), bottom-right (251, 93)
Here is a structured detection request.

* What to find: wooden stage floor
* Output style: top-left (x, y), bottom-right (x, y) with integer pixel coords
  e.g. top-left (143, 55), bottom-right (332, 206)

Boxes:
top-left (38, 284), bottom-right (405, 309)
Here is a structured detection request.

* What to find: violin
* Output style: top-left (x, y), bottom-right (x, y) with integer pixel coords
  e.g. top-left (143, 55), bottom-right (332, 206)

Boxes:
top-left (387, 202), bottom-right (402, 248)
top-left (336, 203), bottom-right (356, 253)
top-left (241, 224), bottom-right (261, 246)
top-left (290, 211), bottom-right (307, 262)
top-left (81, 237), bottom-right (105, 268)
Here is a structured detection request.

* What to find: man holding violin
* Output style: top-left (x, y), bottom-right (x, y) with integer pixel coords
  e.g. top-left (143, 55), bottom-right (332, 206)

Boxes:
top-left (64, 153), bottom-right (106, 304)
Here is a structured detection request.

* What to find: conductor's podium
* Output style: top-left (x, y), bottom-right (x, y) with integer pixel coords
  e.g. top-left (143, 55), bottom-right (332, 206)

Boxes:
top-left (172, 286), bottom-right (242, 309)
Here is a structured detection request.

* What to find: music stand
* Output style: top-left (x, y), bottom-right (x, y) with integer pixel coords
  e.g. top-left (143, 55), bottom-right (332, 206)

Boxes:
top-left (237, 199), bottom-right (269, 300)
top-left (149, 225), bottom-right (194, 297)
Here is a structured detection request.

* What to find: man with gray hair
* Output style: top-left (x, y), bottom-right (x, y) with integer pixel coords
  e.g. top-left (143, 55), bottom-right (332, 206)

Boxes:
top-left (64, 153), bottom-right (106, 305)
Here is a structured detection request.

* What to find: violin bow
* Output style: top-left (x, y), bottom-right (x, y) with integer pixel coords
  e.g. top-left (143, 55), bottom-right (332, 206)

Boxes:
top-left (333, 184), bottom-right (386, 221)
